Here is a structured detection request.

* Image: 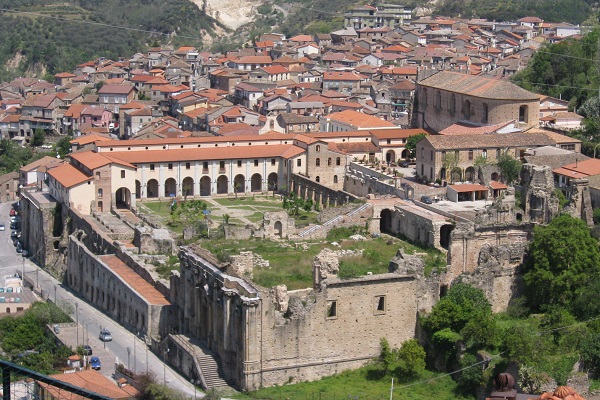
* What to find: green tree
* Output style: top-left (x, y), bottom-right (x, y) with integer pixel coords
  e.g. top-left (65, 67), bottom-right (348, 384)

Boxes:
top-left (395, 339), bottom-right (426, 378)
top-left (580, 332), bottom-right (600, 376)
top-left (405, 133), bottom-right (427, 159)
top-left (524, 214), bottom-right (600, 311)
top-left (496, 153), bottom-right (521, 185)
top-left (441, 152), bottom-right (459, 182)
top-left (421, 283), bottom-right (492, 334)
top-left (56, 135), bottom-right (72, 159)
top-left (32, 129), bottom-right (45, 147)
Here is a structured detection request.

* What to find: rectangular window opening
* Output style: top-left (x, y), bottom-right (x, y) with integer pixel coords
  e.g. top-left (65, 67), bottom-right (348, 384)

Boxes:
top-left (326, 300), bottom-right (337, 318)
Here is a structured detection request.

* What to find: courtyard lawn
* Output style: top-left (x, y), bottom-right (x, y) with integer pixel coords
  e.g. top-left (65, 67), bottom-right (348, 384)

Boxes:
top-left (213, 196), bottom-right (283, 208)
top-left (235, 365), bottom-right (468, 400)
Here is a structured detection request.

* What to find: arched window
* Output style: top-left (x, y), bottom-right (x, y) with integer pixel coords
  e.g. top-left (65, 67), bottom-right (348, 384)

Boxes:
top-left (316, 176), bottom-right (320, 183)
top-left (97, 188), bottom-right (103, 198)
top-left (482, 103), bottom-right (489, 123)
top-left (316, 145), bottom-right (321, 152)
top-left (336, 157), bottom-right (341, 166)
top-left (463, 100), bottom-right (471, 119)
top-left (333, 175), bottom-right (338, 183)
top-left (316, 158), bottom-right (321, 167)
top-left (519, 105), bottom-right (528, 123)
top-left (327, 158), bottom-right (332, 166)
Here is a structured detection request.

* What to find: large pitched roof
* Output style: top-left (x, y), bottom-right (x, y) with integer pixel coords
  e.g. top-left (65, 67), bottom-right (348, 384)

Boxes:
top-left (327, 110), bottom-right (396, 128)
top-left (48, 163), bottom-right (92, 188)
top-left (424, 132), bottom-right (555, 150)
top-left (419, 71), bottom-right (539, 100)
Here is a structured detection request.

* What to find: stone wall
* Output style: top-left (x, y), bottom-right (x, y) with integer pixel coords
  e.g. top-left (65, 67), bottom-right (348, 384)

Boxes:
top-left (66, 236), bottom-right (174, 337)
top-left (21, 189), bottom-right (62, 271)
top-left (174, 245), bottom-right (425, 391)
top-left (291, 173), bottom-right (358, 207)
top-left (521, 164), bottom-right (559, 224)
top-left (447, 223), bottom-right (533, 311)
top-left (344, 162), bottom-right (407, 198)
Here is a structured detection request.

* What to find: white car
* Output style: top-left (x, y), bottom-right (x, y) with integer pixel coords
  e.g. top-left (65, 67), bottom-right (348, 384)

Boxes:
top-left (0, 223), bottom-right (5, 231)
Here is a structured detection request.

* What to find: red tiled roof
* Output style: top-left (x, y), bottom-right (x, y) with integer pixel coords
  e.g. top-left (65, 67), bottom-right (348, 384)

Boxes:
top-left (100, 255), bottom-right (171, 305)
top-left (489, 180), bottom-right (507, 190)
top-left (450, 183), bottom-right (488, 192)
top-left (48, 163), bottom-right (91, 188)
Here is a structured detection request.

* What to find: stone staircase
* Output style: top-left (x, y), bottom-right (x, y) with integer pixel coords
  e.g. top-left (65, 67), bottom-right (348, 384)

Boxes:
top-left (169, 334), bottom-right (230, 390)
top-left (298, 203), bottom-right (373, 238)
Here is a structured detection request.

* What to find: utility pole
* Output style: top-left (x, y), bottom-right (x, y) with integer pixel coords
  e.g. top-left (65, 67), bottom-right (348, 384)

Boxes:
top-left (75, 302), bottom-right (79, 348)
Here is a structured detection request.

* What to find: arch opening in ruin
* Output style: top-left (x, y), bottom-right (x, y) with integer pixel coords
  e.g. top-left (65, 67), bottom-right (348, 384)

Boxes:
top-left (115, 187), bottom-right (132, 209)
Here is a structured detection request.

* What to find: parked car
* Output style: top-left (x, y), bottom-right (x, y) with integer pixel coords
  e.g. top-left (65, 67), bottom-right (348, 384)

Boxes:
top-left (9, 209), bottom-right (15, 216)
top-left (83, 345), bottom-right (92, 355)
top-left (420, 195), bottom-right (433, 204)
top-left (0, 223), bottom-right (5, 231)
top-left (16, 242), bottom-right (23, 253)
top-left (10, 230), bottom-right (17, 238)
top-left (90, 356), bottom-right (101, 370)
top-left (99, 329), bottom-right (112, 342)
top-left (399, 160), bottom-right (410, 168)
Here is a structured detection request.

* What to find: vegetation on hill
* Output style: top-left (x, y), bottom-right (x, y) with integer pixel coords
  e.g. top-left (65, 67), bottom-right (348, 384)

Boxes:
top-left (432, 0), bottom-right (597, 25)
top-left (0, 0), bottom-right (218, 81)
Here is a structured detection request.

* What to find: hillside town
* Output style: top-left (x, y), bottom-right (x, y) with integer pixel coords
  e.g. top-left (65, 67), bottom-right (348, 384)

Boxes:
top-left (0, 9), bottom-right (596, 400)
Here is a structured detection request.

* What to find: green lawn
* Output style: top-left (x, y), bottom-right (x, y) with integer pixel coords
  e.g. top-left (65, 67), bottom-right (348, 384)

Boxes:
top-left (213, 196), bottom-right (283, 208)
top-left (235, 365), bottom-right (469, 400)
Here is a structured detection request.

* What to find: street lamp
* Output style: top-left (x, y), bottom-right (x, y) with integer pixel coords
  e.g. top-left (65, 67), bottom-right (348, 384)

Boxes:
top-left (126, 347), bottom-right (131, 370)
top-left (163, 347), bottom-right (170, 386)
top-left (54, 285), bottom-right (57, 303)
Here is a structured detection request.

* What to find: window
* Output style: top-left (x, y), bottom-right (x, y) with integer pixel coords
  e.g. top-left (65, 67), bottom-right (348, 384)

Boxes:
top-left (482, 149), bottom-right (487, 158)
top-left (96, 172), bottom-right (101, 179)
top-left (297, 159), bottom-right (302, 167)
top-left (333, 175), bottom-right (338, 183)
top-left (455, 150), bottom-right (459, 160)
top-left (519, 105), bottom-right (528, 123)
top-left (336, 157), bottom-right (341, 166)
top-left (168, 163), bottom-right (173, 170)
top-left (375, 296), bottom-right (386, 314)
top-left (482, 103), bottom-right (489, 123)
top-left (496, 149), bottom-right (501, 159)
top-left (203, 161), bottom-right (209, 171)
top-left (219, 161), bottom-right (225, 169)
top-left (450, 93), bottom-right (456, 114)
top-left (316, 158), bottom-right (321, 167)
top-left (97, 188), bottom-right (103, 198)
top-left (316, 176), bottom-right (320, 183)
top-left (316, 145), bottom-right (321, 152)
top-left (326, 300), bottom-right (337, 318)
top-left (271, 159), bottom-right (276, 166)
top-left (327, 158), bottom-right (332, 166)
top-left (237, 160), bottom-right (242, 167)
top-left (185, 162), bottom-right (191, 170)
top-left (387, 139), bottom-right (391, 144)
top-left (468, 150), bottom-right (474, 161)
top-left (150, 164), bottom-right (155, 171)
top-left (254, 160), bottom-right (259, 167)
top-left (121, 170), bottom-right (125, 178)
top-left (463, 99), bottom-right (471, 119)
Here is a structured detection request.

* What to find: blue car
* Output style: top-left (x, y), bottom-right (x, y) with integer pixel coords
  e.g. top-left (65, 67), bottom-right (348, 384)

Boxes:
top-left (90, 356), bottom-right (101, 370)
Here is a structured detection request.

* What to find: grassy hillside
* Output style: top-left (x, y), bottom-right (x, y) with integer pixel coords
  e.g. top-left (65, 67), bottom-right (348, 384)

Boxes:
top-left (0, 0), bottom-right (219, 81)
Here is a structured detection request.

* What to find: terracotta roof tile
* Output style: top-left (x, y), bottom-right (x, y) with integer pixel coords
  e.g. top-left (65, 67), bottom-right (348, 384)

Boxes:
top-left (450, 183), bottom-right (488, 192)
top-left (39, 370), bottom-right (140, 399)
top-left (48, 163), bottom-right (91, 188)
top-left (419, 71), bottom-right (539, 100)
top-left (100, 255), bottom-right (171, 305)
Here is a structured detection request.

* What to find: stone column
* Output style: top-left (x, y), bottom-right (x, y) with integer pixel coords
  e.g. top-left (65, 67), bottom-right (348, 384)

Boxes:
top-left (223, 291), bottom-right (234, 351)
top-left (241, 299), bottom-right (261, 391)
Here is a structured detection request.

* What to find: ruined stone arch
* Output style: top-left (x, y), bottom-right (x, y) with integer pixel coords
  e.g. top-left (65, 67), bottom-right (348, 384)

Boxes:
top-left (115, 187), bottom-right (132, 209)
top-left (380, 208), bottom-right (394, 234)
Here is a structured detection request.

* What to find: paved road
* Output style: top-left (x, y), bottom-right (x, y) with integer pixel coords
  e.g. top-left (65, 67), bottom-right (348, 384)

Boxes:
top-left (0, 201), bottom-right (201, 398)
